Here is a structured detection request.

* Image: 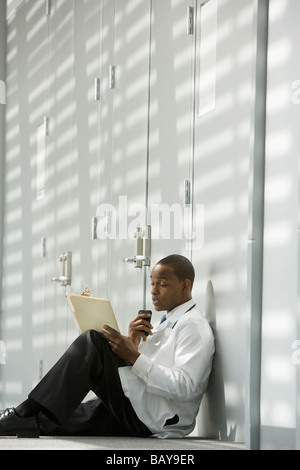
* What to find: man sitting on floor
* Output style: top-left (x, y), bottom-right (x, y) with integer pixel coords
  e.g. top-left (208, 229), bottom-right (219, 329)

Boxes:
top-left (0, 254), bottom-right (215, 438)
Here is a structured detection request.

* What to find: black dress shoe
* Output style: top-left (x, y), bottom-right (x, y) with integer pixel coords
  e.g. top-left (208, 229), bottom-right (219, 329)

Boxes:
top-left (0, 408), bottom-right (40, 438)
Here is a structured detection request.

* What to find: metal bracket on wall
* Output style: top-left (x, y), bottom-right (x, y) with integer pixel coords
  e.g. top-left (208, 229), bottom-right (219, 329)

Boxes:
top-left (109, 66), bottom-right (116, 89)
top-left (94, 78), bottom-right (100, 101)
top-left (184, 179), bottom-right (191, 205)
top-left (123, 226), bottom-right (151, 269)
top-left (46, 0), bottom-right (51, 16)
top-left (51, 251), bottom-right (72, 286)
top-left (187, 6), bottom-right (194, 35)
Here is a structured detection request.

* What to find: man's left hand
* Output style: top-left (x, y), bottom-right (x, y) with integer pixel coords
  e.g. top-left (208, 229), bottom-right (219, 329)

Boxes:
top-left (100, 325), bottom-right (141, 365)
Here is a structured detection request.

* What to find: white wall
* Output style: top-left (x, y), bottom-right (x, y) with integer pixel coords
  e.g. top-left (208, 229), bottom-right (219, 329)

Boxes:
top-left (1, 0), bottom-right (106, 404)
top-left (0, 0), bottom-right (7, 322)
top-left (194, 0), bottom-right (259, 443)
top-left (260, 0), bottom-right (300, 450)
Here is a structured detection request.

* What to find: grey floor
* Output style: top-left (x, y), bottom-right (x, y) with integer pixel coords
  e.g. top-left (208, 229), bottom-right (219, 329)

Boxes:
top-left (0, 436), bottom-right (245, 451)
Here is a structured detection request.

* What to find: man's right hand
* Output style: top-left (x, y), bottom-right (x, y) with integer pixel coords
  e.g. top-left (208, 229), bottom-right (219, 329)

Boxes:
top-left (128, 313), bottom-right (153, 346)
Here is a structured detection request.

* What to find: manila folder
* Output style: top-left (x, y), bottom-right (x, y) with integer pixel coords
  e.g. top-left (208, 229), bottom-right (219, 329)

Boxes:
top-left (66, 292), bottom-right (120, 334)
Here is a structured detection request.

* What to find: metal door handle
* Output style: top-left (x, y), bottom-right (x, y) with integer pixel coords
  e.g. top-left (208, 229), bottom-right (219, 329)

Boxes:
top-left (51, 252), bottom-right (72, 286)
top-left (51, 276), bottom-right (70, 282)
top-left (123, 257), bottom-right (136, 264)
top-left (123, 255), bottom-right (151, 264)
top-left (123, 226), bottom-right (151, 269)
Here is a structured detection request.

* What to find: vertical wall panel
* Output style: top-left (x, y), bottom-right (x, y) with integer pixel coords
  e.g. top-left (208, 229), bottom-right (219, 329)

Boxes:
top-left (297, 188), bottom-right (300, 449)
top-left (107, 0), bottom-right (152, 334)
top-left (193, 0), bottom-right (256, 443)
top-left (1, 0), bottom-right (106, 402)
top-left (260, 0), bottom-right (300, 450)
top-left (0, 0), bottom-right (7, 320)
top-left (2, 0), bottom-right (48, 405)
top-left (0, 0), bottom-right (7, 404)
top-left (147, 0), bottom-right (195, 274)
top-left (245, 0), bottom-right (268, 450)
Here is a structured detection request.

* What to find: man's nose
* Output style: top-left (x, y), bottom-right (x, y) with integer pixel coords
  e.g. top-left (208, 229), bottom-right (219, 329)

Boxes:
top-left (151, 285), bottom-right (158, 295)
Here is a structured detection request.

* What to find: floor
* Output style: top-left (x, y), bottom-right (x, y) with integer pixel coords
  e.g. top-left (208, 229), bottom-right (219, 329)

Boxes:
top-left (0, 436), bottom-right (245, 451)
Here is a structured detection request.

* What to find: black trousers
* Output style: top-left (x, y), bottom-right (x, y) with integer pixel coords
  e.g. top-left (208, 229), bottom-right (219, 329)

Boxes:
top-left (29, 330), bottom-right (151, 437)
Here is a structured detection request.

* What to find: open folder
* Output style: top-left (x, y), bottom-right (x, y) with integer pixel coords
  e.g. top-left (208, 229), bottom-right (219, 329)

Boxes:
top-left (66, 292), bottom-right (120, 334)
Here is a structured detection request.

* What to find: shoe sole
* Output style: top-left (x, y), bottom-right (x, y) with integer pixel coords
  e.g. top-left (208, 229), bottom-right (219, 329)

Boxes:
top-left (0, 430), bottom-right (39, 438)
top-left (17, 430), bottom-right (40, 438)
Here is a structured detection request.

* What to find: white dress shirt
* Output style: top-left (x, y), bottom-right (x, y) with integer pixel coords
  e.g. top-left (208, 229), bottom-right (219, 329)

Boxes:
top-left (118, 299), bottom-right (215, 438)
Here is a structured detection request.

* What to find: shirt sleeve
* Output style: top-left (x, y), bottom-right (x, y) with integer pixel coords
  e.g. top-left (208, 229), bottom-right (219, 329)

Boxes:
top-left (132, 353), bottom-right (154, 380)
top-left (131, 317), bottom-right (215, 402)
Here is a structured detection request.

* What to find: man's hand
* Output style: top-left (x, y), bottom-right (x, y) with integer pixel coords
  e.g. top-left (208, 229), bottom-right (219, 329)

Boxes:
top-left (128, 313), bottom-right (153, 346)
top-left (100, 325), bottom-right (141, 365)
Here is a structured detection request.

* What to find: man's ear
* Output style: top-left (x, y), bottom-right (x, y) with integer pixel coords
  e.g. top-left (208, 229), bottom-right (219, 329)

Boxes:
top-left (182, 279), bottom-right (191, 292)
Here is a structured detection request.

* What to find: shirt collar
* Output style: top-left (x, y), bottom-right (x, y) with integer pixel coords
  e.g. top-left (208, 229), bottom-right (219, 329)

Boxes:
top-left (158, 299), bottom-right (195, 328)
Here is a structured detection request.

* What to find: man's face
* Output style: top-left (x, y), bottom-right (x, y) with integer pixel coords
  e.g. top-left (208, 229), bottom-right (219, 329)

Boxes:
top-left (150, 263), bottom-right (188, 313)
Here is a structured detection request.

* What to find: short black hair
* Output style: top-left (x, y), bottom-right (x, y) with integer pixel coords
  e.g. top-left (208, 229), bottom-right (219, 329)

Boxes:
top-left (156, 254), bottom-right (195, 289)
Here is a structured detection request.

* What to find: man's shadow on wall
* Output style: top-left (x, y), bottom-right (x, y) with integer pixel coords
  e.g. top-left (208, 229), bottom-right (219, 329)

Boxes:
top-left (197, 281), bottom-right (237, 441)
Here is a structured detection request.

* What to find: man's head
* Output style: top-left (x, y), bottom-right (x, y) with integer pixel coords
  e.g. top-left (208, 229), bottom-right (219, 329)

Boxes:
top-left (150, 254), bottom-right (195, 312)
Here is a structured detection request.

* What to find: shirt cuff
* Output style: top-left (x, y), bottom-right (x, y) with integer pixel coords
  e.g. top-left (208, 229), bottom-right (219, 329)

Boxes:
top-left (132, 353), bottom-right (153, 382)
